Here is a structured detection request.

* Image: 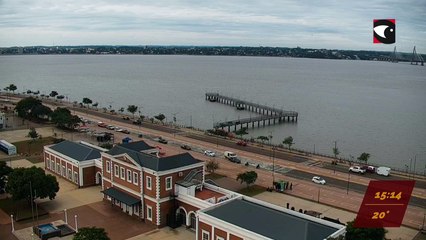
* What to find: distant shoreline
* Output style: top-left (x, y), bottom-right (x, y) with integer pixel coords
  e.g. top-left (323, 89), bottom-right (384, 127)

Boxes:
top-left (1, 45), bottom-right (422, 62)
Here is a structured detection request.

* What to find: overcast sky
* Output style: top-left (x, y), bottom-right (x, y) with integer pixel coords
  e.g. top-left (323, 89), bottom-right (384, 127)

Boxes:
top-left (0, 0), bottom-right (425, 53)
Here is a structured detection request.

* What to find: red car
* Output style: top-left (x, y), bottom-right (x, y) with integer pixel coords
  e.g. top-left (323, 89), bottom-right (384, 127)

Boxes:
top-left (97, 122), bottom-right (107, 128)
top-left (237, 141), bottom-right (247, 146)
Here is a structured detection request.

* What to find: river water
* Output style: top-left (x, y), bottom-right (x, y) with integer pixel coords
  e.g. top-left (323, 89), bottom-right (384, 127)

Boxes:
top-left (1, 55), bottom-right (425, 171)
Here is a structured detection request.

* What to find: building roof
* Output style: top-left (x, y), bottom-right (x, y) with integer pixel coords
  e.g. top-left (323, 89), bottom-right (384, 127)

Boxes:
top-left (204, 199), bottom-right (340, 240)
top-left (107, 143), bottom-right (202, 171)
top-left (102, 187), bottom-right (140, 205)
top-left (49, 140), bottom-right (104, 161)
top-left (119, 141), bottom-right (154, 151)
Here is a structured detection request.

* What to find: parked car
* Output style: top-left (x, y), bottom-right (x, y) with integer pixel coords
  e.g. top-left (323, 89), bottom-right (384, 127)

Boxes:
top-left (224, 151), bottom-right (237, 160)
top-left (376, 167), bottom-right (391, 176)
top-left (312, 176), bottom-right (326, 185)
top-left (122, 129), bottom-right (130, 134)
top-left (228, 157), bottom-right (241, 164)
top-left (158, 138), bottom-right (168, 144)
top-left (122, 116), bottom-right (130, 120)
top-left (361, 165), bottom-right (376, 173)
top-left (115, 128), bottom-right (124, 132)
top-left (204, 150), bottom-right (216, 157)
top-left (349, 166), bottom-right (366, 174)
top-left (181, 144), bottom-right (191, 150)
top-left (106, 125), bottom-right (115, 130)
top-left (98, 122), bottom-right (107, 128)
top-left (236, 141), bottom-right (247, 146)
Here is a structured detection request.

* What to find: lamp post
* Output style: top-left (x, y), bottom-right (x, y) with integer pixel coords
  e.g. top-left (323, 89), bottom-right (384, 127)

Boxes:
top-left (75, 215), bottom-right (78, 232)
top-left (64, 209), bottom-right (68, 224)
top-left (10, 215), bottom-right (14, 232)
top-left (346, 171), bottom-right (351, 194)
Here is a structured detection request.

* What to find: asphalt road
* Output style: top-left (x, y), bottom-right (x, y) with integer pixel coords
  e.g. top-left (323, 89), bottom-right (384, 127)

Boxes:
top-left (284, 169), bottom-right (426, 208)
top-left (187, 133), bottom-right (310, 163)
top-left (322, 164), bottom-right (426, 189)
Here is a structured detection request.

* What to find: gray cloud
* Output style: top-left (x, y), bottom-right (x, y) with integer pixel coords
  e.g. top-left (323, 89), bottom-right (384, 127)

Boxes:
top-left (0, 0), bottom-right (424, 52)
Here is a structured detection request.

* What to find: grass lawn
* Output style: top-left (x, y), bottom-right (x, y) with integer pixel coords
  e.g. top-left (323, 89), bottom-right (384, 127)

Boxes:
top-left (13, 136), bottom-right (56, 155)
top-left (205, 172), bottom-right (226, 180)
top-left (237, 185), bottom-right (266, 197)
top-left (0, 198), bottom-right (48, 221)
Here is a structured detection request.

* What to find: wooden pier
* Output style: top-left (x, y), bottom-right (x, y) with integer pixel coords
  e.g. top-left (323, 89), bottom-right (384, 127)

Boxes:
top-left (206, 93), bottom-right (298, 130)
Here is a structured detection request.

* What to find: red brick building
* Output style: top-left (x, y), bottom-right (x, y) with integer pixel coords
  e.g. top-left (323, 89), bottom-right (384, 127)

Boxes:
top-left (44, 141), bottom-right (108, 187)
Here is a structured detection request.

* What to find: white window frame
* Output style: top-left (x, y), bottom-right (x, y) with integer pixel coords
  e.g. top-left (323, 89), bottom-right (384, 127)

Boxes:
top-left (46, 160), bottom-right (50, 169)
top-left (216, 237), bottom-right (225, 240)
top-left (120, 167), bottom-right (125, 180)
top-left (202, 230), bottom-right (210, 240)
top-left (62, 165), bottom-right (66, 177)
top-left (146, 176), bottom-right (152, 190)
top-left (147, 205), bottom-right (152, 221)
top-left (165, 176), bottom-right (172, 191)
top-left (133, 172), bottom-right (138, 185)
top-left (51, 160), bottom-right (55, 170)
top-left (114, 165), bottom-right (119, 177)
top-left (56, 163), bottom-right (60, 173)
top-left (74, 171), bottom-right (78, 184)
top-left (68, 169), bottom-right (72, 180)
top-left (106, 161), bottom-right (111, 173)
top-left (127, 169), bottom-right (132, 183)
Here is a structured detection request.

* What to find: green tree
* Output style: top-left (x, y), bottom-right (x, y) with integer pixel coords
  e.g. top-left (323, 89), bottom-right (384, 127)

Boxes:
top-left (82, 97), bottom-right (93, 108)
top-left (49, 91), bottom-right (58, 98)
top-left (154, 113), bottom-right (166, 123)
top-left (51, 107), bottom-right (81, 129)
top-left (73, 227), bottom-right (110, 240)
top-left (345, 220), bottom-right (386, 240)
top-left (236, 171), bottom-right (258, 188)
top-left (0, 162), bottom-right (12, 193)
top-left (283, 136), bottom-right (294, 151)
top-left (206, 160), bottom-right (219, 173)
top-left (8, 84), bottom-right (17, 93)
top-left (127, 105), bottom-right (138, 118)
top-left (6, 167), bottom-right (59, 203)
top-left (28, 127), bottom-right (39, 141)
top-left (92, 102), bottom-right (99, 108)
top-left (358, 152), bottom-right (370, 163)
top-left (14, 97), bottom-right (43, 120)
top-left (118, 107), bottom-right (125, 114)
top-left (234, 127), bottom-right (248, 139)
top-left (257, 136), bottom-right (269, 145)
top-left (333, 147), bottom-right (340, 159)
top-left (32, 104), bottom-right (52, 120)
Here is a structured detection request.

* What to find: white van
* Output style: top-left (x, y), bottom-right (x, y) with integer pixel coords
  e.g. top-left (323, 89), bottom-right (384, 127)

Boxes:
top-left (224, 151), bottom-right (237, 160)
top-left (376, 167), bottom-right (391, 176)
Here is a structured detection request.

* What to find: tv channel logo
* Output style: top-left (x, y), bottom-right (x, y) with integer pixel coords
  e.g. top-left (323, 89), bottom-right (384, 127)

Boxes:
top-left (373, 19), bottom-right (395, 44)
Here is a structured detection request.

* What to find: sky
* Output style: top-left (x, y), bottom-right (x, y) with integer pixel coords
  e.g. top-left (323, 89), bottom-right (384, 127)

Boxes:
top-left (0, 0), bottom-right (425, 53)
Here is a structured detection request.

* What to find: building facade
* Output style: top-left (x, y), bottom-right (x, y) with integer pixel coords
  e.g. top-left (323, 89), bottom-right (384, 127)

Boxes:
top-left (44, 140), bottom-right (108, 187)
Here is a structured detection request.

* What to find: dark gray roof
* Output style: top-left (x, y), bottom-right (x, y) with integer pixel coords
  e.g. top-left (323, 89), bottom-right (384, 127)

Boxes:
top-left (49, 140), bottom-right (103, 161)
top-left (102, 187), bottom-right (140, 205)
top-left (119, 141), bottom-right (154, 152)
top-left (205, 199), bottom-right (339, 240)
top-left (107, 145), bottom-right (201, 171)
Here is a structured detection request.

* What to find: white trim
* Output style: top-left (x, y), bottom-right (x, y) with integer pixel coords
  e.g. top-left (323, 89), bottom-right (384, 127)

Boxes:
top-left (102, 178), bottom-right (141, 197)
top-left (106, 161), bottom-right (111, 173)
top-left (102, 152), bottom-right (140, 170)
top-left (120, 167), bottom-right (125, 180)
top-left (165, 176), bottom-right (172, 191)
top-left (144, 194), bottom-right (171, 204)
top-left (114, 165), bottom-right (119, 177)
top-left (44, 147), bottom-right (88, 167)
top-left (133, 171), bottom-right (138, 185)
top-left (79, 167), bottom-right (83, 187)
top-left (146, 176), bottom-right (152, 190)
top-left (156, 201), bottom-right (160, 226)
top-left (146, 205), bottom-right (153, 221)
top-left (216, 237), bottom-right (225, 240)
top-left (157, 162), bottom-right (204, 176)
top-left (127, 169), bottom-right (132, 183)
top-left (202, 230), bottom-right (210, 240)
top-left (156, 175), bottom-right (160, 199)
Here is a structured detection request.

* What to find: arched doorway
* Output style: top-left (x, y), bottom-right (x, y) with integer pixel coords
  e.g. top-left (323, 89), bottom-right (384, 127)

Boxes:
top-left (188, 211), bottom-right (196, 230)
top-left (95, 172), bottom-right (102, 185)
top-left (176, 207), bottom-right (187, 226)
